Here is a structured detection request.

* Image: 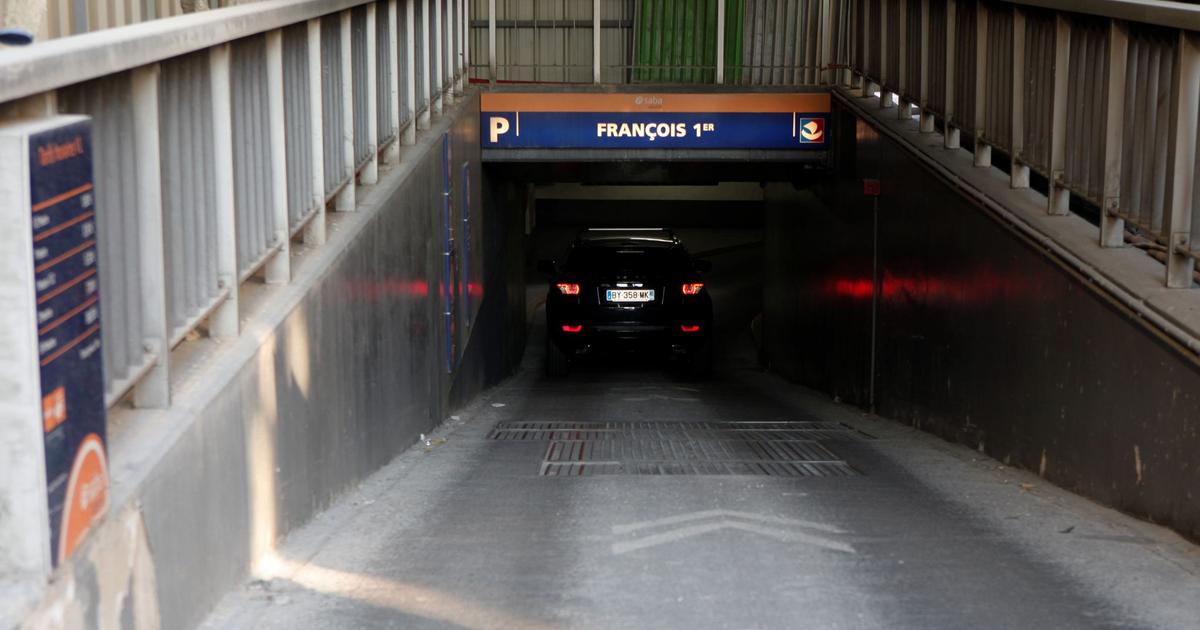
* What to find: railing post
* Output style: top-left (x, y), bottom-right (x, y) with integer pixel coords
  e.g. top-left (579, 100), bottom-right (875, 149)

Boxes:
top-left (944, 0), bottom-right (959, 149)
top-left (209, 43), bottom-right (240, 338)
top-left (405, 0), bottom-right (418, 143)
top-left (305, 17), bottom-right (327, 245)
top-left (433, 0), bottom-right (444, 114)
top-left (363, 3), bottom-right (380, 185)
top-left (385, 0), bottom-right (402, 163)
top-left (442, 0), bottom-right (455, 106)
top-left (488, 0), bottom-right (496, 83)
top-left (820, 0), bottom-right (834, 86)
top-left (337, 10), bottom-right (356, 212)
top-left (974, 1), bottom-right (989, 167)
top-left (1165, 30), bottom-right (1200, 287)
top-left (880, 0), bottom-right (893, 108)
top-left (131, 65), bottom-right (170, 408)
top-left (593, 0), bottom-right (601, 84)
top-left (716, 0), bottom-right (726, 84)
top-left (1047, 14), bottom-right (1070, 215)
top-left (458, 0), bottom-right (466, 92)
top-left (1100, 19), bottom-right (1128, 248)
top-left (265, 29), bottom-right (291, 284)
top-left (1011, 6), bottom-right (1029, 188)
top-left (919, 0), bottom-right (934, 132)
top-left (420, 0), bottom-right (432, 128)
top-left (863, 0), bottom-right (872, 95)
top-left (898, 0), bottom-right (911, 118)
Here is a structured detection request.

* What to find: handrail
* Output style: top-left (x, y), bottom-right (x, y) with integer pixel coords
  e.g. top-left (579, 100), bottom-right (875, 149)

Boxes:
top-left (1003, 0), bottom-right (1200, 32)
top-left (0, 0), bottom-right (373, 104)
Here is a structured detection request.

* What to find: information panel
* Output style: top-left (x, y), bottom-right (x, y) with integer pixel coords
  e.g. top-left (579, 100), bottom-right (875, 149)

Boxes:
top-left (26, 119), bottom-right (109, 567)
top-left (480, 92), bottom-right (830, 150)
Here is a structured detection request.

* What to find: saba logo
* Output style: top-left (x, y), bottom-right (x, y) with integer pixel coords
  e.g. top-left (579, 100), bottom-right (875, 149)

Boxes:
top-left (798, 118), bottom-right (825, 143)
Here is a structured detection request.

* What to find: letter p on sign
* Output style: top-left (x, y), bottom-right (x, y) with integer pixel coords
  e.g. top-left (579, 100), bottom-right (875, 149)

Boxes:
top-left (488, 116), bottom-right (510, 143)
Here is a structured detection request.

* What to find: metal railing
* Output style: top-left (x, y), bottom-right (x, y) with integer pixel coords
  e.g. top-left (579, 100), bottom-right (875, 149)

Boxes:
top-left (845, 0), bottom-right (1200, 289)
top-left (468, 0), bottom-right (840, 86)
top-left (0, 0), bottom-right (468, 409)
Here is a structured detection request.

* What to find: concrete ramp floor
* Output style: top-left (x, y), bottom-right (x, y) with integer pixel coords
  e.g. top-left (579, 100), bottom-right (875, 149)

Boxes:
top-left (200, 329), bottom-right (1200, 629)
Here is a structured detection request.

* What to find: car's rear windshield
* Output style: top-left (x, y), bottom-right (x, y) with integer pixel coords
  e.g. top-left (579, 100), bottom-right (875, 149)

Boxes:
top-left (564, 245), bottom-right (691, 273)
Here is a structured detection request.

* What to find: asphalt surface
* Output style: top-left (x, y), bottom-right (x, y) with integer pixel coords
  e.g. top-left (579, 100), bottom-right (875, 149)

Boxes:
top-left (201, 232), bottom-right (1200, 630)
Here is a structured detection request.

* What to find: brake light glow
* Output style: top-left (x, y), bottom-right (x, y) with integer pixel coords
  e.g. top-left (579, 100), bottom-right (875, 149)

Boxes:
top-left (562, 325), bottom-right (583, 333)
top-left (680, 325), bottom-right (702, 333)
top-left (682, 283), bottom-right (704, 295)
top-left (556, 283), bottom-right (581, 295)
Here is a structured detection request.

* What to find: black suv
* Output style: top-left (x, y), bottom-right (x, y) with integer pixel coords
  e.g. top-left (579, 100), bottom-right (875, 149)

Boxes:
top-left (539, 228), bottom-right (713, 377)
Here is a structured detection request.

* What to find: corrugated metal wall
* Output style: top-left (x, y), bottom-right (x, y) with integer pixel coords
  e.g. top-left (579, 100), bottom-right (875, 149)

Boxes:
top-left (352, 6), bottom-right (372, 168)
top-left (902, 0), bottom-right (920, 100)
top-left (1063, 16), bottom-right (1107, 202)
top-left (282, 24), bottom-right (318, 233)
top-left (231, 35), bottom-right (278, 278)
top-left (982, 3), bottom-right (1012, 148)
top-left (1021, 8), bottom-right (1056, 173)
top-left (58, 74), bottom-right (147, 399)
top-left (158, 51), bottom-right (221, 343)
top-left (952, 0), bottom-right (976, 132)
top-left (321, 18), bottom-right (349, 197)
top-left (1120, 25), bottom-right (1175, 238)
top-left (926, 0), bottom-right (947, 114)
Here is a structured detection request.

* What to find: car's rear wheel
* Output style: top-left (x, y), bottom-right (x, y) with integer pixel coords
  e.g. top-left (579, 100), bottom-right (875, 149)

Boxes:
top-left (546, 336), bottom-right (570, 377)
top-left (686, 338), bottom-right (713, 380)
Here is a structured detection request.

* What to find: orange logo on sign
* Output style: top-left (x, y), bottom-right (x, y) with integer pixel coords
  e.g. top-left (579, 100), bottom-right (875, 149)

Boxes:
top-left (42, 386), bottom-right (67, 433)
top-left (58, 433), bottom-right (109, 563)
top-left (799, 118), bottom-right (825, 143)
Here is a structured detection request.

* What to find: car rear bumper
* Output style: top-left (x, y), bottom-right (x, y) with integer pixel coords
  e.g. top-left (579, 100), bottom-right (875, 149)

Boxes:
top-left (547, 307), bottom-right (711, 355)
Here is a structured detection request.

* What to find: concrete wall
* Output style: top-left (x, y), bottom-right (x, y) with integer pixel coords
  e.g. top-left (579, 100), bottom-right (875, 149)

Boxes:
top-left (764, 103), bottom-right (1200, 542)
top-left (20, 91), bottom-right (528, 630)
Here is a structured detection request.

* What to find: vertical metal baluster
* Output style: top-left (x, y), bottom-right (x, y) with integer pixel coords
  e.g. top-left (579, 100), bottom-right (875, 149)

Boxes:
top-left (919, 0), bottom-right (935, 131)
top-left (433, 0), bottom-right (444, 113)
top-left (1100, 19), bottom-right (1128, 247)
top-left (209, 43), bottom-right (239, 337)
top-left (132, 65), bottom-right (169, 408)
top-left (421, 0), bottom-right (432, 129)
top-left (898, 0), bottom-right (910, 117)
top-left (1011, 6), bottom-right (1028, 187)
top-left (386, 0), bottom-right (402, 163)
top-left (973, 1), bottom-right (989, 166)
top-left (488, 0), bottom-right (497, 83)
top-left (717, 0), bottom-right (727, 85)
top-left (1047, 14), bottom-right (1070, 215)
top-left (305, 17), bottom-right (327, 244)
top-left (1165, 30), bottom-right (1200, 286)
top-left (364, 3), bottom-right (380, 185)
top-left (266, 29), bottom-right (291, 284)
top-left (337, 10), bottom-right (357, 212)
top-left (944, 0), bottom-right (959, 148)
top-left (406, 0), bottom-right (419, 143)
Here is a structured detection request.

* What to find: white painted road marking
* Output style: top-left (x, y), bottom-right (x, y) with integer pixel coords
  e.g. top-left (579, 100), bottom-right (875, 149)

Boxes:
top-left (611, 509), bottom-right (854, 555)
top-left (612, 509), bottom-right (845, 535)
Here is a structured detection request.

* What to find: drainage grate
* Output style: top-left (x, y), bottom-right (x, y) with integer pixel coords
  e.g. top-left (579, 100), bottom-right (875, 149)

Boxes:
top-left (487, 420), bottom-right (864, 477)
top-left (487, 420), bottom-right (873, 442)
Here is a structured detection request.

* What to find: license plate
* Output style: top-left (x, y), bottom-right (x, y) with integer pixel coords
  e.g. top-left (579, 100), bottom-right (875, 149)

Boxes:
top-left (606, 289), bottom-right (654, 303)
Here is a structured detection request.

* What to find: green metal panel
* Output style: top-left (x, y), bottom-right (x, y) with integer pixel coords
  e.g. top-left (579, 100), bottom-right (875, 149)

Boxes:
top-left (634, 0), bottom-right (743, 83)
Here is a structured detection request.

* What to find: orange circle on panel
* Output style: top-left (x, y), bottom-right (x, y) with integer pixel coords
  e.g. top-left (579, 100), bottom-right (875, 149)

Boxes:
top-left (58, 433), bottom-right (110, 563)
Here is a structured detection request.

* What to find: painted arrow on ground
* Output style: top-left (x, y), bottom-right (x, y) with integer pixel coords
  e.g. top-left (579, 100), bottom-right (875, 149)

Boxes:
top-left (610, 509), bottom-right (854, 555)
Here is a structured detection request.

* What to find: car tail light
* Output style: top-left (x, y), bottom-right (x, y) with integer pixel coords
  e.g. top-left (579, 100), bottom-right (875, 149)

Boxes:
top-left (556, 283), bottom-right (581, 295)
top-left (562, 324), bottom-right (583, 333)
top-left (682, 283), bottom-right (704, 295)
top-left (680, 325), bottom-right (702, 333)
